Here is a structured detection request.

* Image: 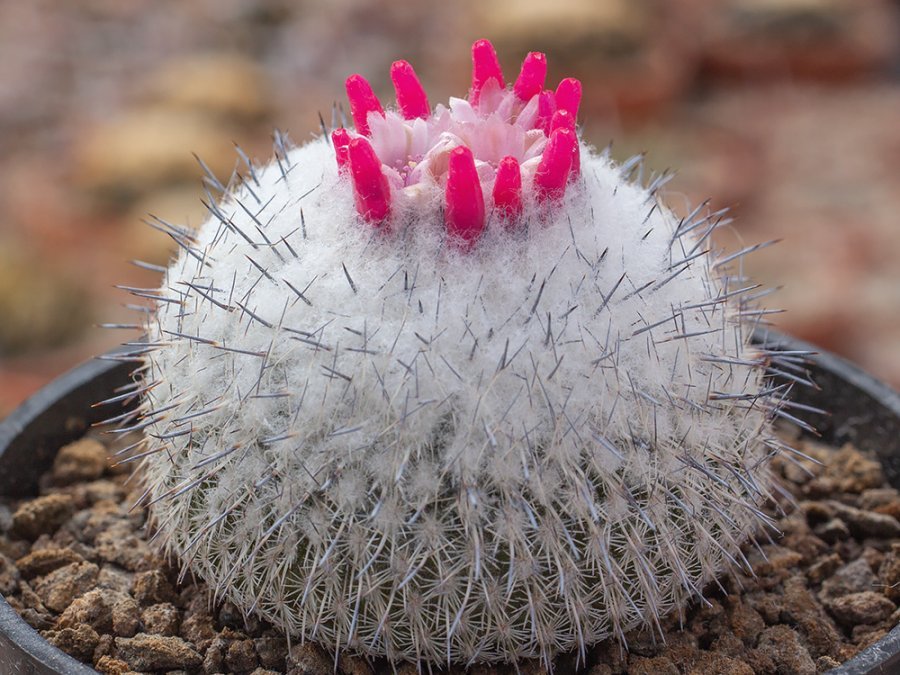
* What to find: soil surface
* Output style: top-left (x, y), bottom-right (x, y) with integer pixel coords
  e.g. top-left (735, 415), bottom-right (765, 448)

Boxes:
top-left (1, 428), bottom-right (900, 674)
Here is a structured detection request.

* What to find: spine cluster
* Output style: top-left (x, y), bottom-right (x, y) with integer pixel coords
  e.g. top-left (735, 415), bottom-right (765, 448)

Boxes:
top-left (108, 40), bottom-right (792, 669)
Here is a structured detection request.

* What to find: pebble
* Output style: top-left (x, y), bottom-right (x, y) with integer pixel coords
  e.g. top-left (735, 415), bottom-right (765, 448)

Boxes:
top-left (750, 592), bottom-right (785, 625)
top-left (202, 633), bottom-right (226, 673)
top-left (180, 610), bottom-right (217, 651)
top-left (875, 500), bottom-right (900, 521)
top-left (84, 480), bottom-right (126, 506)
top-left (393, 665), bottom-right (423, 675)
top-left (814, 518), bottom-right (850, 543)
top-left (17, 579), bottom-right (47, 611)
top-left (860, 546), bottom-right (885, 572)
top-left (859, 488), bottom-right (900, 510)
top-left (828, 500), bottom-right (900, 539)
top-left (111, 593), bottom-right (141, 637)
top-left (20, 607), bottom-right (53, 630)
top-left (11, 493), bottom-right (74, 540)
top-left (43, 624), bottom-right (99, 662)
top-left (115, 633), bottom-right (203, 671)
top-left (628, 655), bottom-right (678, 674)
top-left (0, 552), bottom-right (20, 594)
top-left (132, 568), bottom-right (177, 605)
top-left (757, 625), bottom-right (816, 675)
top-left (97, 565), bottom-right (134, 594)
top-left (820, 558), bottom-right (876, 598)
top-left (621, 627), bottom-right (665, 657)
top-left (586, 666), bottom-right (612, 675)
top-left (688, 598), bottom-right (726, 642)
top-left (781, 576), bottom-right (842, 658)
top-left (256, 636), bottom-right (288, 671)
top-left (226, 638), bottom-right (260, 672)
top-left (750, 544), bottom-right (803, 579)
top-left (15, 547), bottom-right (83, 579)
top-left (825, 591), bottom-right (896, 626)
top-left (832, 444), bottom-right (884, 493)
top-left (94, 631), bottom-right (115, 661)
top-left (286, 643), bottom-right (332, 675)
top-left (94, 655), bottom-right (131, 674)
top-left (51, 438), bottom-right (108, 485)
top-left (56, 588), bottom-right (123, 635)
top-left (726, 601), bottom-right (765, 646)
top-left (742, 648), bottom-right (777, 674)
top-left (816, 655), bottom-right (842, 670)
top-left (95, 525), bottom-right (153, 571)
top-left (142, 602), bottom-right (181, 636)
top-left (686, 652), bottom-right (754, 675)
top-left (339, 654), bottom-right (375, 675)
top-left (32, 561), bottom-right (99, 613)
top-left (807, 552), bottom-right (843, 584)
top-left (803, 501), bottom-right (834, 524)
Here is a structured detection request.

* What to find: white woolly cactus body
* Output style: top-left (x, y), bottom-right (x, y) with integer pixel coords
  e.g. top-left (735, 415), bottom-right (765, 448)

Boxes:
top-left (128, 41), bottom-right (784, 667)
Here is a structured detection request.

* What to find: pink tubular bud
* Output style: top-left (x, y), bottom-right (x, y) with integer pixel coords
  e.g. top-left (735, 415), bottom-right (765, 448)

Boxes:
top-left (513, 52), bottom-right (547, 101)
top-left (445, 146), bottom-right (485, 246)
top-left (345, 74), bottom-right (384, 136)
top-left (348, 137), bottom-right (390, 224)
top-left (550, 110), bottom-right (580, 178)
top-left (534, 127), bottom-right (576, 203)
top-left (332, 128), bottom-right (351, 173)
top-left (390, 60), bottom-right (430, 120)
top-left (492, 156), bottom-right (523, 225)
top-left (470, 39), bottom-right (504, 104)
top-left (536, 90), bottom-right (556, 134)
top-left (550, 109), bottom-right (575, 132)
top-left (555, 77), bottom-right (582, 120)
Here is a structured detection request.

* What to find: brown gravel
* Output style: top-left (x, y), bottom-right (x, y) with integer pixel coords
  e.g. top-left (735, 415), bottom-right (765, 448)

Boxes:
top-left (1, 430), bottom-right (900, 673)
top-left (11, 493), bottom-right (74, 540)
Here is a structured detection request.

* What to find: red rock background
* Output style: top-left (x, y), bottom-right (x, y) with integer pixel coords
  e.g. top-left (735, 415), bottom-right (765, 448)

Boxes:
top-left (1, 0), bottom-right (899, 416)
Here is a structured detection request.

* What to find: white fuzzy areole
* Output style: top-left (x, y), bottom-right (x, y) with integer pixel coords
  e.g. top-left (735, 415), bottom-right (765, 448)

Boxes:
top-left (140, 136), bottom-right (776, 666)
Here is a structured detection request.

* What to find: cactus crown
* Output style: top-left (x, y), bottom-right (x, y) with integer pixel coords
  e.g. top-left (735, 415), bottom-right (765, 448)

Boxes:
top-left (117, 39), bottom-right (787, 669)
top-left (336, 40), bottom-right (582, 243)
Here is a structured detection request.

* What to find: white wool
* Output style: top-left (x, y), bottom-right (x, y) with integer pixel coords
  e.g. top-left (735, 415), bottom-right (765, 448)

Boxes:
top-left (139, 135), bottom-right (777, 666)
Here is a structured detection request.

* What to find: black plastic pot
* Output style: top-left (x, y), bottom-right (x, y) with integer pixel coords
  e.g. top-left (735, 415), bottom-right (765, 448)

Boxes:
top-left (1, 334), bottom-right (899, 674)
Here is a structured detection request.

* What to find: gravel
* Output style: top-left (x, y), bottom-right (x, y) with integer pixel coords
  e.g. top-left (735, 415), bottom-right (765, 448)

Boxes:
top-left (1, 429), bottom-right (899, 674)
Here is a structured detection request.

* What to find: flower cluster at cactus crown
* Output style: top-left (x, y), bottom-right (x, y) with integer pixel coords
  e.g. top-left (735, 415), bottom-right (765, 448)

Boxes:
top-left (334, 40), bottom-right (583, 243)
top-left (115, 38), bottom-right (802, 669)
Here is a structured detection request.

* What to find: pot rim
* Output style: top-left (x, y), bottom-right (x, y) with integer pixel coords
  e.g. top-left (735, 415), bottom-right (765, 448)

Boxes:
top-left (0, 332), bottom-right (898, 674)
top-left (0, 353), bottom-right (124, 675)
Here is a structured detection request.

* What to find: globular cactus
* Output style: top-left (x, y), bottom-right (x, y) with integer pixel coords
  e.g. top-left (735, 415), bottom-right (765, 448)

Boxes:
top-left (117, 40), bottom-right (790, 668)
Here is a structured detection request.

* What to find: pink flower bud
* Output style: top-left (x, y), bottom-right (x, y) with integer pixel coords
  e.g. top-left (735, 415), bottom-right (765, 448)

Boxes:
top-left (534, 127), bottom-right (576, 203)
top-left (555, 77), bottom-right (582, 120)
top-left (445, 146), bottom-right (485, 245)
top-left (345, 74), bottom-right (384, 136)
top-left (493, 156), bottom-right (523, 224)
top-left (391, 60), bottom-right (430, 120)
top-left (348, 136), bottom-right (390, 224)
top-left (470, 39), bottom-right (504, 104)
top-left (332, 128), bottom-right (351, 173)
top-left (513, 52), bottom-right (547, 101)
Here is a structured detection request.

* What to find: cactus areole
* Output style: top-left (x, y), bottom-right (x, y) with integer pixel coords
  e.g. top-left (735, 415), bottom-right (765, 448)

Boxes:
top-left (129, 40), bottom-right (787, 668)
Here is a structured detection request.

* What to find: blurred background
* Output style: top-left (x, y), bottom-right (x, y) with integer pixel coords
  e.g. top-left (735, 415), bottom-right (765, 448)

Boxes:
top-left (1, 0), bottom-right (899, 416)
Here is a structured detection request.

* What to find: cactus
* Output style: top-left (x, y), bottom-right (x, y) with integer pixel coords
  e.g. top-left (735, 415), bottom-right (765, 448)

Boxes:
top-left (118, 40), bottom-right (790, 668)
